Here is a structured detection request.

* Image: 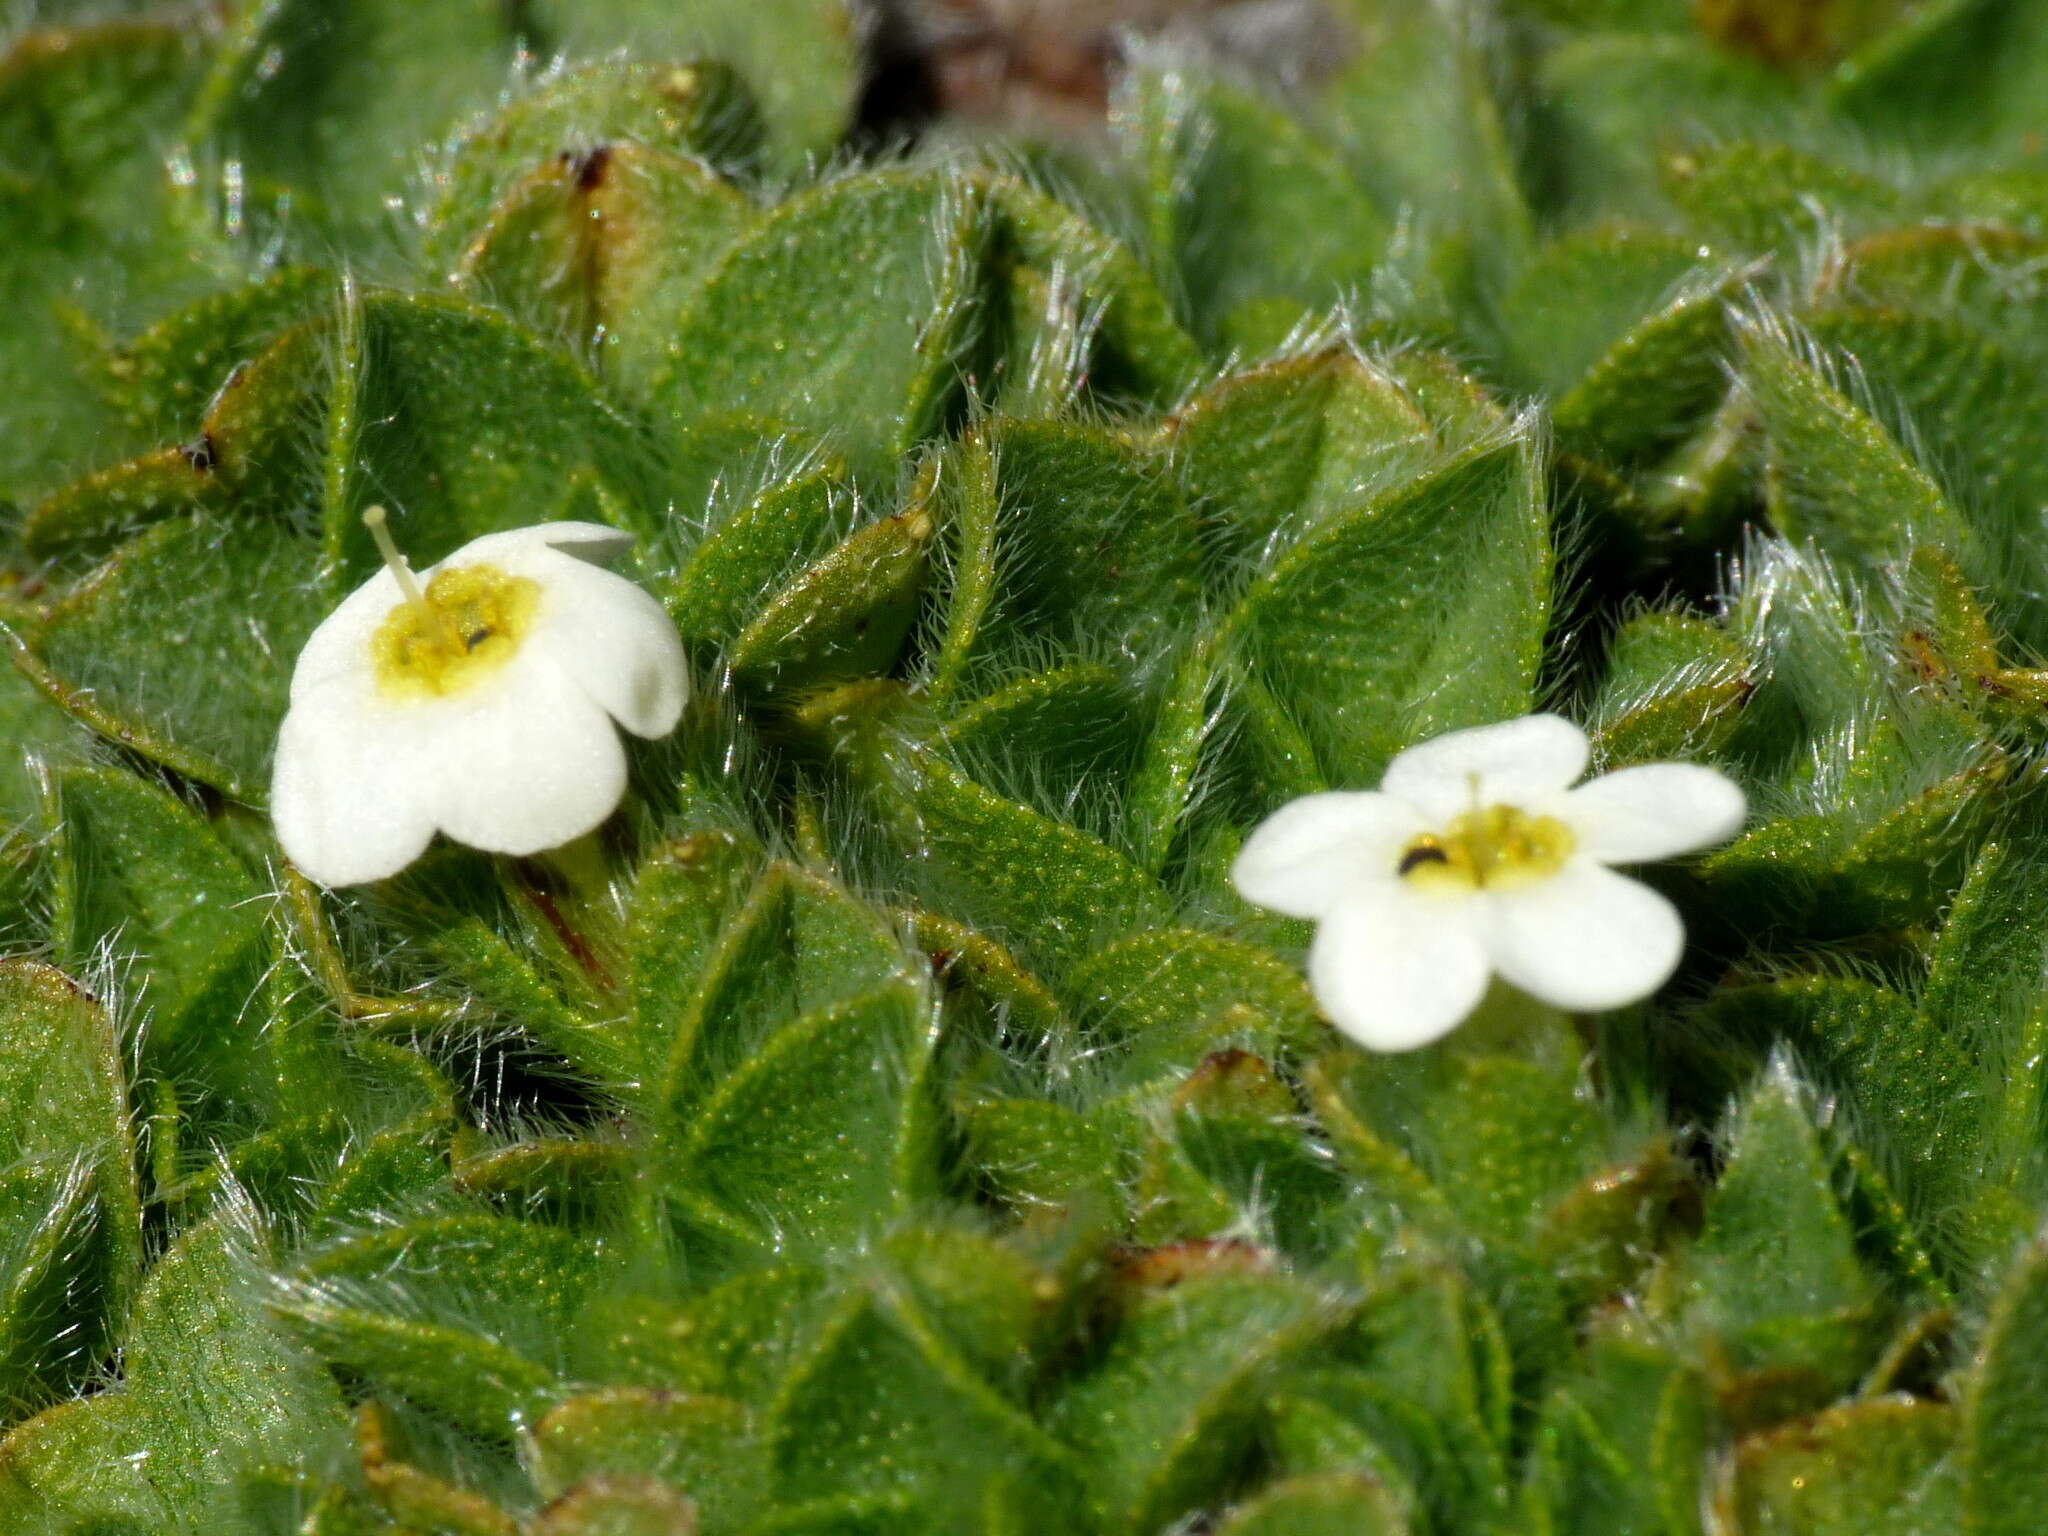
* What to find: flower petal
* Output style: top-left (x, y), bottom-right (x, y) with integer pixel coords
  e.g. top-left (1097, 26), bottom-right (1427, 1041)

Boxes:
top-left (1308, 887), bottom-right (1492, 1051)
top-left (452, 520), bottom-right (637, 570)
top-left (1481, 859), bottom-right (1684, 1011)
top-left (1232, 792), bottom-right (1428, 920)
top-left (1380, 714), bottom-right (1589, 821)
top-left (518, 548), bottom-right (688, 738)
top-left (271, 677), bottom-right (439, 886)
top-left (423, 652), bottom-right (631, 856)
top-left (1562, 763), bottom-right (1746, 863)
top-left (288, 568), bottom-right (407, 703)
top-left (290, 522), bottom-right (645, 703)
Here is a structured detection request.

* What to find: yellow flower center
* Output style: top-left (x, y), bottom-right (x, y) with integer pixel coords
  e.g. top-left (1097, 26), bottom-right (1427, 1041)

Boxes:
top-left (1396, 803), bottom-right (1574, 891)
top-left (370, 563), bottom-right (541, 700)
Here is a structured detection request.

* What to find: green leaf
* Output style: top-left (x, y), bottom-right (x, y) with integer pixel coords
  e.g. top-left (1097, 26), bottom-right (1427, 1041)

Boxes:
top-left (0, 22), bottom-right (208, 230)
top-left (1534, 34), bottom-right (1802, 220)
top-left (457, 142), bottom-right (755, 397)
top-left (1830, 0), bottom-right (2048, 161)
top-left (528, 0), bottom-right (853, 170)
top-left (325, 292), bottom-right (660, 579)
top-left (726, 504), bottom-right (936, 693)
top-left (1342, 1260), bottom-right (1515, 1527)
top-left (969, 418), bottom-right (1203, 664)
top-left (1368, 1051), bottom-right (1606, 1245)
top-left (1700, 735), bottom-right (2002, 938)
top-left (1553, 281), bottom-right (1737, 464)
top-left (1722, 1397), bottom-right (1959, 1535)
top-left (283, 1215), bottom-right (610, 1440)
top-left (1922, 839), bottom-right (2048, 1194)
top-left (1049, 1267), bottom-right (1337, 1535)
top-left (427, 917), bottom-right (633, 1089)
top-left (1125, 631), bottom-right (1227, 876)
top-left (630, 857), bottom-right (938, 1253)
top-left (764, 1273), bottom-right (1074, 1511)
top-left (1497, 226), bottom-right (1707, 397)
top-left (655, 171), bottom-right (986, 486)
top-left (1214, 1473), bottom-right (1411, 1536)
top-left (204, 0), bottom-right (524, 240)
top-left (352, 1397), bottom-right (522, 1535)
top-left (101, 265), bottom-right (337, 441)
top-left (1520, 1322), bottom-right (1708, 1536)
top-left (531, 1388), bottom-right (759, 1529)
top-left (1171, 1060), bottom-right (1352, 1258)
top-left (1663, 141), bottom-right (1903, 252)
top-left (670, 979), bottom-right (939, 1252)
top-left (1701, 540), bottom-right (2001, 935)
top-left (627, 829), bottom-right (761, 1056)
top-left (1535, 1141), bottom-right (1694, 1316)
top-left (1163, 349), bottom-right (1435, 573)
top-left (1672, 1053), bottom-right (1879, 1388)
top-left (1935, 165), bottom-right (2048, 232)
top-left (1740, 314), bottom-right (1966, 577)
top-left (0, 635), bottom-right (80, 831)
top-left (844, 726), bottom-right (1168, 975)
top-left (453, 1136), bottom-right (630, 1226)
top-left (46, 765), bottom-right (268, 1057)
top-left (642, 859), bottom-right (911, 1120)
top-left (965, 1096), bottom-right (1126, 1215)
top-left (1119, 67), bottom-right (1388, 348)
top-left (0, 962), bottom-right (142, 1414)
top-left (937, 664), bottom-right (1136, 792)
top-left (1302, 1054), bottom-right (1454, 1241)
top-left (21, 444), bottom-right (226, 572)
top-left (425, 58), bottom-right (761, 269)
top-left (1589, 611), bottom-right (1751, 766)
top-left (919, 433), bottom-right (1001, 703)
top-left (1061, 929), bottom-right (1322, 1090)
top-left (1232, 433), bottom-right (1549, 781)
top-left (1799, 307), bottom-right (2048, 645)
top-left (1825, 225), bottom-right (2048, 367)
top-left (22, 304), bottom-right (339, 559)
top-left (18, 520), bottom-right (315, 798)
top-left (1714, 975), bottom-right (1994, 1275)
top-left (585, 1266), bottom-right (831, 1410)
top-left (532, 1475), bottom-right (703, 1536)
top-left (0, 1206), bottom-right (351, 1527)
top-left (666, 461), bottom-right (852, 643)
top-left (0, 20), bottom-right (233, 500)
top-left (1265, 1389), bottom-right (1424, 1514)
top-left (1325, 0), bottom-right (1530, 259)
top-left (1498, 227), bottom-right (1742, 463)
top-left (1312, 998), bottom-right (1617, 1269)
top-left (1522, 1391), bottom-right (1655, 1536)
top-left (983, 176), bottom-right (1203, 410)
top-left (1960, 1233), bottom-right (2048, 1536)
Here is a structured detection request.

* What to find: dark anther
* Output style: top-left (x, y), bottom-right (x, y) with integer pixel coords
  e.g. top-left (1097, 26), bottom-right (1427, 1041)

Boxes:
top-left (463, 627), bottom-right (492, 652)
top-left (181, 433), bottom-right (219, 473)
top-left (1398, 845), bottom-right (1450, 875)
top-left (567, 145), bottom-right (613, 191)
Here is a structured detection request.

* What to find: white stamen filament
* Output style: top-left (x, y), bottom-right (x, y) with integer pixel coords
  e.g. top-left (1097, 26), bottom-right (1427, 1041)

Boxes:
top-left (363, 505), bottom-right (428, 609)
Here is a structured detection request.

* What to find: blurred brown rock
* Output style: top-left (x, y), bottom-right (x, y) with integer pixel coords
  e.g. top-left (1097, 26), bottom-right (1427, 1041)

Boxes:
top-left (859, 0), bottom-right (1353, 138)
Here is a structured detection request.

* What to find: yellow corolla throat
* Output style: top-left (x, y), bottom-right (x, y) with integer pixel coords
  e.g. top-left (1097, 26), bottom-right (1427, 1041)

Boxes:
top-left (1396, 804), bottom-right (1574, 891)
top-left (370, 562), bottom-right (542, 699)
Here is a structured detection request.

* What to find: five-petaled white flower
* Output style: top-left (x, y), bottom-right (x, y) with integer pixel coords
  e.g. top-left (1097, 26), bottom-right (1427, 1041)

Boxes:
top-left (1232, 714), bottom-right (1744, 1051)
top-left (273, 513), bottom-right (687, 887)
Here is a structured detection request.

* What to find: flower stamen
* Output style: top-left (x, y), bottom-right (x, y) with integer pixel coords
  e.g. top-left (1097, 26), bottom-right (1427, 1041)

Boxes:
top-left (361, 508), bottom-right (544, 700)
top-left (1398, 803), bottom-right (1574, 891)
top-left (364, 504), bottom-right (428, 611)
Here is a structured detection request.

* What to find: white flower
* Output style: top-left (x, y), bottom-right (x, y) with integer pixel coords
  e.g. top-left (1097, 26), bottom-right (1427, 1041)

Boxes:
top-left (1232, 714), bottom-right (1744, 1051)
top-left (273, 516), bottom-right (687, 887)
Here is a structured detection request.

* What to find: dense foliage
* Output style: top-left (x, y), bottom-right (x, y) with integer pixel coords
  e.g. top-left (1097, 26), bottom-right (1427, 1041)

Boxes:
top-left (5, 0), bottom-right (2048, 1531)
